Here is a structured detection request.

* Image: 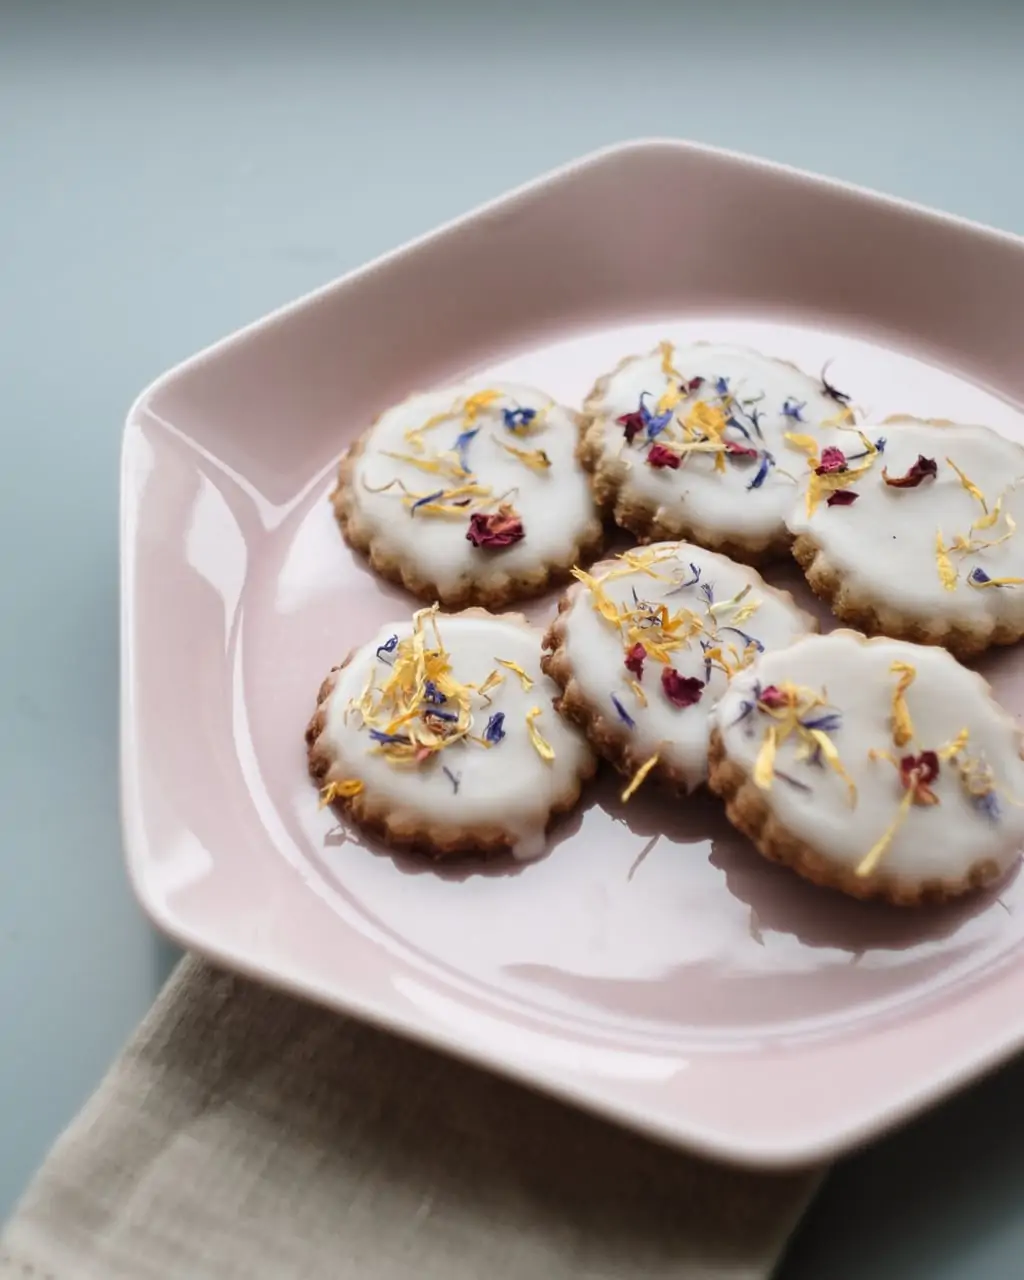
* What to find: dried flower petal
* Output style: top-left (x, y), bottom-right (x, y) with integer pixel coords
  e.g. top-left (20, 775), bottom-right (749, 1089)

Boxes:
top-left (462, 389), bottom-right (502, 422)
top-left (466, 504), bottom-right (525, 549)
top-left (499, 440), bottom-right (550, 471)
top-left (821, 363), bottom-right (852, 406)
top-left (483, 712), bottom-right (506, 744)
top-left (945, 458), bottom-right (987, 510)
top-left (525, 706), bottom-right (555, 761)
top-left (617, 410), bottom-right (646, 443)
top-left (496, 658), bottom-right (533, 690)
top-left (369, 728), bottom-right (413, 745)
top-left (451, 428), bottom-right (480, 473)
top-left (423, 680), bottom-right (447, 705)
top-left (611, 694), bottom-right (636, 728)
top-left (889, 661), bottom-right (917, 748)
top-left (968, 567), bottom-right (1024, 589)
top-left (815, 446), bottom-right (848, 475)
top-left (758, 685), bottom-right (788, 710)
top-left (647, 443), bottom-right (681, 470)
top-left (375, 635), bottom-right (399, 661)
top-left (826, 490), bottom-right (859, 507)
top-left (899, 750), bottom-right (941, 805)
top-left (621, 751), bottom-right (660, 802)
top-left (503, 406), bottom-right (537, 431)
top-left (882, 455), bottom-right (938, 488)
top-left (725, 440), bottom-right (759, 460)
top-left (628, 678), bottom-right (647, 707)
top-left (935, 529), bottom-right (958, 591)
top-left (661, 668), bottom-right (705, 708)
top-left (624, 642), bottom-right (646, 679)
top-left (753, 725), bottom-right (778, 789)
top-left (319, 779), bottom-right (364, 806)
top-left (411, 489), bottom-right (446, 513)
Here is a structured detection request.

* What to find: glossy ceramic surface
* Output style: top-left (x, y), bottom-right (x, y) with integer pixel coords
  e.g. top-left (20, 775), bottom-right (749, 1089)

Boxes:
top-left (121, 140), bottom-right (1024, 1167)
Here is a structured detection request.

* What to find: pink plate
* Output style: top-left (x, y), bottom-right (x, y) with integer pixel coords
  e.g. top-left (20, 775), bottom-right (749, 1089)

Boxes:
top-left (121, 139), bottom-right (1024, 1168)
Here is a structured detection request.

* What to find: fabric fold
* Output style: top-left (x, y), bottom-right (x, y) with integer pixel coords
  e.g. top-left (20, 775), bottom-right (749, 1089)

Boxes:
top-left (1, 958), bottom-right (820, 1279)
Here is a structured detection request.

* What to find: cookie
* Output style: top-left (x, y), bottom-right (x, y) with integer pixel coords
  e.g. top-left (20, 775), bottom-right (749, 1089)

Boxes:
top-left (787, 416), bottom-right (1024, 659)
top-left (709, 630), bottom-right (1024, 904)
top-left (541, 542), bottom-right (816, 797)
top-left (333, 382), bottom-right (604, 608)
top-left (578, 341), bottom-right (854, 561)
top-left (306, 607), bottom-right (597, 861)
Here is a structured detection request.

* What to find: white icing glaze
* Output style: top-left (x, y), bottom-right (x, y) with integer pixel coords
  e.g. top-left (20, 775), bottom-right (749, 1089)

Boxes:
top-left (349, 382), bottom-right (598, 593)
top-left (714, 632), bottom-right (1024, 883)
top-left (560, 542), bottom-right (814, 789)
top-left (321, 613), bottom-right (594, 860)
top-left (588, 343), bottom-right (849, 543)
top-left (786, 418), bottom-right (1024, 631)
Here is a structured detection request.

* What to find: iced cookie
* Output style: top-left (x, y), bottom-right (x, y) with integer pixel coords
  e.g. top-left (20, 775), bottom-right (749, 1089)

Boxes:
top-left (709, 630), bottom-right (1024, 904)
top-left (333, 382), bottom-right (604, 608)
top-left (788, 417), bottom-right (1024, 659)
top-left (306, 607), bottom-right (597, 861)
top-left (541, 542), bottom-right (816, 797)
top-left (578, 342), bottom-right (855, 561)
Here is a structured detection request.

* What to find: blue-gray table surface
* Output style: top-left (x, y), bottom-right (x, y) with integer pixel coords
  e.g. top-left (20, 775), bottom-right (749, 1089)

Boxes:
top-left (3, 2), bottom-right (1024, 1275)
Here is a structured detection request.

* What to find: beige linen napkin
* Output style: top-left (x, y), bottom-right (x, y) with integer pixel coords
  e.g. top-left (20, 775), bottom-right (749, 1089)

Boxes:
top-left (1, 958), bottom-right (819, 1279)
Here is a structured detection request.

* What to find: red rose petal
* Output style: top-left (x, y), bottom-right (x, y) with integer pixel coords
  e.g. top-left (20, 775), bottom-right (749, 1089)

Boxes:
top-left (882, 455), bottom-right (938, 488)
top-left (616, 411), bottom-right (645, 443)
top-left (647, 443), bottom-right (681, 470)
top-left (466, 505), bottom-right (525, 549)
top-left (899, 749), bottom-right (941, 805)
top-left (624, 642), bottom-right (646, 679)
top-left (815, 446), bottom-right (848, 475)
top-left (661, 667), bottom-right (705, 708)
top-left (758, 684), bottom-right (788, 709)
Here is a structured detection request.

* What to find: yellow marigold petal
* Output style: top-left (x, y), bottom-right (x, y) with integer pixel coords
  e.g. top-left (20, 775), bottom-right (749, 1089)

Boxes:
top-left (525, 706), bottom-right (554, 761)
top-left (708, 584), bottom-right (752, 618)
top-left (806, 473), bottom-right (823, 517)
top-left (687, 402), bottom-right (728, 440)
top-left (462, 389), bottom-right (502, 422)
top-left (808, 729), bottom-right (857, 804)
top-left (857, 787), bottom-right (915, 877)
top-left (621, 751), bottom-right (660, 802)
top-left (969, 573), bottom-right (1024, 589)
top-left (496, 658), bottom-right (533, 690)
top-left (499, 441), bottom-right (551, 471)
top-left (655, 384), bottom-right (684, 415)
top-left (784, 432), bottom-right (820, 458)
top-left (731, 599), bottom-right (762, 626)
top-left (971, 495), bottom-right (1002, 531)
top-left (571, 567), bottom-right (621, 624)
top-left (939, 727), bottom-right (970, 760)
top-left (935, 529), bottom-right (958, 590)
top-left (476, 669), bottom-right (505, 701)
top-left (319, 779), bottom-right (364, 806)
top-left (945, 457), bottom-right (988, 512)
top-left (381, 450), bottom-right (467, 479)
top-left (628, 678), bottom-right (648, 707)
top-left (752, 726), bottom-right (778, 791)
top-left (889, 660), bottom-right (917, 748)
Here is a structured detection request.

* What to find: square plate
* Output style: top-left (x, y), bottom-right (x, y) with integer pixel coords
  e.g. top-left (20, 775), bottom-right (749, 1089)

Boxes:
top-left (121, 139), bottom-right (1024, 1168)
